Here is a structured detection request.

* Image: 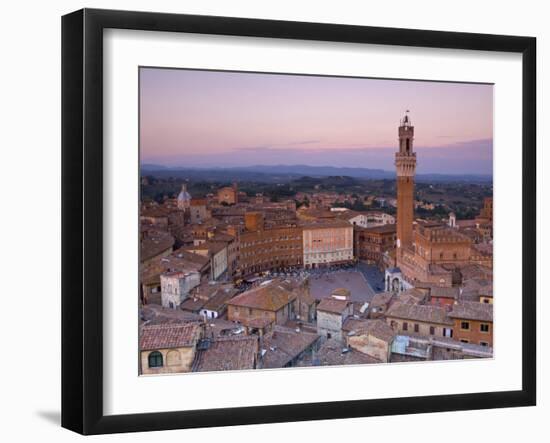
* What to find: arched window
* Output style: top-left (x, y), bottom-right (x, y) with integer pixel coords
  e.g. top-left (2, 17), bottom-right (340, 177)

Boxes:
top-left (148, 351), bottom-right (163, 368)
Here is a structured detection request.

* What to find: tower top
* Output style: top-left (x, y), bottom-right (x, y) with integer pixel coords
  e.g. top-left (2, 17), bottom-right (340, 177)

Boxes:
top-left (400, 110), bottom-right (412, 127)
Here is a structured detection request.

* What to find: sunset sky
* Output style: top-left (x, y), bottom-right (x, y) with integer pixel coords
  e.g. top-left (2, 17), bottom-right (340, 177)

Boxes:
top-left (139, 68), bottom-right (493, 175)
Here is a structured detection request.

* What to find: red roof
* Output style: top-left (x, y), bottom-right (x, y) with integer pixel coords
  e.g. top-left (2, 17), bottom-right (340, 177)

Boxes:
top-left (140, 323), bottom-right (201, 350)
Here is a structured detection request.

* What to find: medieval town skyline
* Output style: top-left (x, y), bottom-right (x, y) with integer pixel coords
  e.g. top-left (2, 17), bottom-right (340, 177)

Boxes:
top-left (139, 102), bottom-right (493, 374)
top-left (139, 68), bottom-right (493, 175)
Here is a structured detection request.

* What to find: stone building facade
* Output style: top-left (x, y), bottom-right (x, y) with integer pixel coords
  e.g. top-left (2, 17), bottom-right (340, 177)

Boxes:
top-left (226, 281), bottom-right (299, 333)
top-left (448, 301), bottom-right (493, 346)
top-left (217, 183), bottom-right (238, 205)
top-left (238, 212), bottom-right (303, 276)
top-left (354, 224), bottom-right (396, 265)
top-left (140, 323), bottom-right (202, 375)
top-left (302, 220), bottom-right (354, 268)
top-left (160, 270), bottom-right (201, 309)
top-left (385, 302), bottom-right (454, 338)
top-left (316, 297), bottom-right (353, 341)
top-left (189, 198), bottom-right (210, 224)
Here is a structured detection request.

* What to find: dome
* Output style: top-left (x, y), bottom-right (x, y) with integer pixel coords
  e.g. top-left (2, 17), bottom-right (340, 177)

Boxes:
top-left (177, 184), bottom-right (191, 202)
top-left (177, 184), bottom-right (192, 210)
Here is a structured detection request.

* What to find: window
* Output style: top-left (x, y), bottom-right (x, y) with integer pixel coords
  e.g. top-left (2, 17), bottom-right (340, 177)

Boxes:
top-left (460, 339), bottom-right (469, 344)
top-left (414, 324), bottom-right (419, 333)
top-left (402, 322), bottom-right (408, 331)
top-left (460, 321), bottom-right (470, 330)
top-left (480, 323), bottom-right (490, 333)
top-left (429, 326), bottom-right (435, 335)
top-left (148, 351), bottom-right (163, 368)
top-left (480, 341), bottom-right (489, 347)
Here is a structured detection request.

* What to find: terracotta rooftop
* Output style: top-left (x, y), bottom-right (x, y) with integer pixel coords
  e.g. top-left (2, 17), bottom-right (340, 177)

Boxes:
top-left (361, 224), bottom-right (397, 234)
top-left (394, 288), bottom-right (427, 305)
top-left (184, 241), bottom-right (227, 256)
top-left (140, 305), bottom-right (201, 325)
top-left (343, 318), bottom-right (396, 343)
top-left (210, 233), bottom-right (236, 243)
top-left (227, 281), bottom-right (297, 312)
top-left (140, 247), bottom-right (210, 285)
top-left (385, 302), bottom-right (454, 326)
top-left (140, 323), bottom-right (201, 350)
top-left (261, 326), bottom-right (320, 369)
top-left (449, 301), bottom-right (493, 322)
top-left (430, 286), bottom-right (460, 299)
top-left (203, 288), bottom-right (239, 312)
top-left (300, 219), bottom-right (353, 230)
top-left (459, 264), bottom-right (493, 281)
top-left (317, 298), bottom-right (351, 315)
top-left (180, 297), bottom-right (206, 312)
top-left (140, 230), bottom-right (175, 263)
top-left (141, 206), bottom-right (172, 218)
top-left (193, 336), bottom-right (258, 372)
top-left (369, 292), bottom-right (394, 308)
top-left (308, 339), bottom-right (381, 366)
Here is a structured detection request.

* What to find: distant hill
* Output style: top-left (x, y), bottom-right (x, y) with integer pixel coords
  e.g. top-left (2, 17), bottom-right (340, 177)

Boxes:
top-left (140, 164), bottom-right (492, 183)
top-left (231, 164), bottom-right (393, 179)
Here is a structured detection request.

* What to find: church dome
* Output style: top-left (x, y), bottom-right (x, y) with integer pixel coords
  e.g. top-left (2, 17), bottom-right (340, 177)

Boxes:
top-left (177, 184), bottom-right (192, 209)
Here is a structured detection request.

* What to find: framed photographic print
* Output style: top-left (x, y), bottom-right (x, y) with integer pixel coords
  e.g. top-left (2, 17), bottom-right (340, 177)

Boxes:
top-left (61, 8), bottom-right (536, 435)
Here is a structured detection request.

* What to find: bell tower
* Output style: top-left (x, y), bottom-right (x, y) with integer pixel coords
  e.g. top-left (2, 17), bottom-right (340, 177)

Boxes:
top-left (395, 111), bottom-right (416, 251)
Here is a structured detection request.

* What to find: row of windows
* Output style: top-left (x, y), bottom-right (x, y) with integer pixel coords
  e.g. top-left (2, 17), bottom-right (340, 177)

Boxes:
top-left (241, 236), bottom-right (301, 247)
top-left (305, 251), bottom-right (351, 259)
top-left (401, 322), bottom-right (444, 337)
top-left (241, 244), bottom-right (301, 255)
top-left (460, 339), bottom-right (490, 347)
top-left (460, 321), bottom-right (491, 332)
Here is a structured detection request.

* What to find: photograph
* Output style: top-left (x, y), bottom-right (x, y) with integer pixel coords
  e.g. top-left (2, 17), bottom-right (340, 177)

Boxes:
top-left (138, 68), bottom-right (494, 375)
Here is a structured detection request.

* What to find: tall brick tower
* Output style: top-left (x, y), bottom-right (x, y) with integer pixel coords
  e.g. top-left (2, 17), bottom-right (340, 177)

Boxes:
top-left (395, 111), bottom-right (416, 251)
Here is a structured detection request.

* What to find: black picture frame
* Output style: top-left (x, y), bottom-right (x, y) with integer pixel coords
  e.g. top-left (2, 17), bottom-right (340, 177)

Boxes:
top-left (61, 8), bottom-right (536, 435)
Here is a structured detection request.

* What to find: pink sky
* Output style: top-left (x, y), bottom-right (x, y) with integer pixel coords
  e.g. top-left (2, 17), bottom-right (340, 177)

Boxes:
top-left (139, 68), bottom-right (493, 174)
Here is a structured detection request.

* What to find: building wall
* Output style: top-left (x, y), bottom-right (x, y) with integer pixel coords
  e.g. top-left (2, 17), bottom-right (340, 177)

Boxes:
top-left (347, 334), bottom-right (391, 362)
top-left (355, 228), bottom-right (396, 264)
top-left (303, 226), bottom-right (353, 267)
top-left (238, 226), bottom-right (303, 276)
top-left (141, 246), bottom-right (172, 268)
top-left (211, 247), bottom-right (228, 280)
top-left (397, 248), bottom-right (455, 287)
top-left (317, 310), bottom-right (345, 341)
top-left (415, 232), bottom-right (472, 265)
top-left (227, 305), bottom-right (277, 326)
top-left (386, 317), bottom-right (453, 338)
top-left (140, 346), bottom-right (196, 375)
top-left (189, 204), bottom-right (210, 224)
top-left (217, 187), bottom-right (237, 205)
top-left (396, 176), bottom-right (415, 249)
top-left (160, 272), bottom-right (201, 308)
top-left (451, 319), bottom-right (493, 346)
